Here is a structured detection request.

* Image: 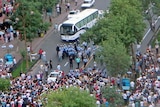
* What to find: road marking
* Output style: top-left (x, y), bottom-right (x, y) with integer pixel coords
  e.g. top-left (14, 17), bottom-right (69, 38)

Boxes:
top-left (142, 28), bottom-right (151, 41)
top-left (81, 56), bottom-right (93, 70)
top-left (142, 17), bottom-right (160, 41)
top-left (64, 62), bottom-right (69, 66)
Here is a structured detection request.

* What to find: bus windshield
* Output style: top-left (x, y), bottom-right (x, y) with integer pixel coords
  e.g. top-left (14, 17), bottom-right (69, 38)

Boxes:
top-left (60, 24), bottom-right (74, 35)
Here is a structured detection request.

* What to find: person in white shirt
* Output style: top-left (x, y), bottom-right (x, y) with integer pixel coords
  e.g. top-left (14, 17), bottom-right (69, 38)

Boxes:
top-left (131, 102), bottom-right (135, 107)
top-left (13, 57), bottom-right (17, 65)
top-left (140, 100), bottom-right (144, 107)
top-left (122, 92), bottom-right (128, 105)
top-left (27, 45), bottom-right (31, 54)
top-left (57, 64), bottom-right (61, 70)
top-left (130, 81), bottom-right (135, 90)
top-left (96, 100), bottom-right (100, 107)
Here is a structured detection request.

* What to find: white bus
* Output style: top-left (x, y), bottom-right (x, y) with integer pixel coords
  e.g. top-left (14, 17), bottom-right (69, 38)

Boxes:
top-left (59, 9), bottom-right (102, 41)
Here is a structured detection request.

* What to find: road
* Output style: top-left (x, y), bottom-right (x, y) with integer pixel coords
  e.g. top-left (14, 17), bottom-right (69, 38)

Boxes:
top-left (30, 0), bottom-right (111, 76)
top-left (140, 16), bottom-right (160, 54)
top-left (30, 0), bottom-right (160, 77)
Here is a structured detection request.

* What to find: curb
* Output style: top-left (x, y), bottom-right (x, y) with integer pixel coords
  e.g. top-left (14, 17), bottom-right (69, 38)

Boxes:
top-left (31, 0), bottom-right (83, 52)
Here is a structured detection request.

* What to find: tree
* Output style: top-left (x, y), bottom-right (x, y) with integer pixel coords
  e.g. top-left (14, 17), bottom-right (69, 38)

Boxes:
top-left (0, 78), bottom-right (10, 91)
top-left (110, 0), bottom-right (145, 47)
top-left (12, 0), bottom-right (44, 40)
top-left (39, 0), bottom-right (58, 19)
top-left (96, 37), bottom-right (130, 76)
top-left (141, 0), bottom-right (160, 30)
top-left (81, 0), bottom-right (145, 48)
top-left (101, 86), bottom-right (124, 107)
top-left (11, 0), bottom-right (45, 69)
top-left (41, 87), bottom-right (96, 107)
top-left (81, 0), bottom-right (145, 73)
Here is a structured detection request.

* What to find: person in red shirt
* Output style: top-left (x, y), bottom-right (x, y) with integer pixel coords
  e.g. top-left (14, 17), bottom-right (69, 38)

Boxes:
top-left (38, 48), bottom-right (43, 59)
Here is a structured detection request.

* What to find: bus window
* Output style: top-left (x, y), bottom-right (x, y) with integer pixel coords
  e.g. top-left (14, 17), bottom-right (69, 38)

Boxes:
top-left (84, 18), bottom-right (88, 25)
top-left (60, 24), bottom-right (74, 35)
top-left (79, 20), bottom-right (84, 28)
top-left (93, 11), bottom-right (98, 18)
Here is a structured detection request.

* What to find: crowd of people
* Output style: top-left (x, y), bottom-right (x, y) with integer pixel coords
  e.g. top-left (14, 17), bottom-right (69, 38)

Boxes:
top-left (125, 46), bottom-right (160, 107)
top-left (56, 41), bottom-right (96, 69)
top-left (0, 0), bottom-right (18, 43)
top-left (1, 1), bottom-right (160, 106)
top-left (0, 64), bottom-right (109, 107)
top-left (1, 41), bottom-right (160, 107)
top-left (0, 0), bottom-right (19, 79)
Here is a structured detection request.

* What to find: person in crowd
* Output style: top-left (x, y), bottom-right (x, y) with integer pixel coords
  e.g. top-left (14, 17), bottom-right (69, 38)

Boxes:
top-left (57, 64), bottom-right (61, 71)
top-left (69, 55), bottom-right (73, 69)
top-left (44, 63), bottom-right (49, 77)
top-left (13, 57), bottom-right (17, 65)
top-left (49, 59), bottom-right (53, 70)
top-left (27, 45), bottom-right (31, 54)
top-left (75, 0), bottom-right (78, 6)
top-left (155, 43), bottom-right (159, 55)
top-left (56, 44), bottom-right (60, 55)
top-left (83, 57), bottom-right (88, 68)
top-left (58, 50), bottom-right (63, 62)
top-left (38, 48), bottom-right (43, 59)
top-left (75, 56), bottom-right (80, 69)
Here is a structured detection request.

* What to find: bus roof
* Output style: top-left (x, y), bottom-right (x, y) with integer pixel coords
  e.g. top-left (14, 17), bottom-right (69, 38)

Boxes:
top-left (62, 9), bottom-right (98, 25)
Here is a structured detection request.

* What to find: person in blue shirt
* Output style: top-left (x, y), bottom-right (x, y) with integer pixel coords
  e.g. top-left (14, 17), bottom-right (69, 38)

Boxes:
top-left (105, 100), bottom-right (109, 107)
top-left (1, 100), bottom-right (6, 107)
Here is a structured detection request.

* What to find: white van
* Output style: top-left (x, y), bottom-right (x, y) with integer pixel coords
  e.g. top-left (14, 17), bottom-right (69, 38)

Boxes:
top-left (81, 0), bottom-right (95, 8)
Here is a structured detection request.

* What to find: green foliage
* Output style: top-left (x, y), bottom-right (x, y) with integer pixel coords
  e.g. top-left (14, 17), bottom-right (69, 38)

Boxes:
top-left (101, 86), bottom-right (124, 107)
top-left (12, 0), bottom-right (48, 41)
top-left (0, 78), bottom-right (10, 91)
top-left (41, 0), bottom-right (58, 10)
top-left (20, 49), bottom-right (26, 59)
top-left (110, 0), bottom-right (145, 47)
top-left (81, 0), bottom-right (145, 49)
top-left (141, 0), bottom-right (160, 28)
top-left (41, 87), bottom-right (96, 107)
top-left (96, 38), bottom-right (130, 76)
top-left (12, 59), bottom-right (36, 78)
top-left (40, 22), bottom-right (51, 31)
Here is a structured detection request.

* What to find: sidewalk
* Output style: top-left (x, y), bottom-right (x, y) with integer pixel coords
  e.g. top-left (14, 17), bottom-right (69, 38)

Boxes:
top-left (0, 0), bottom-right (83, 65)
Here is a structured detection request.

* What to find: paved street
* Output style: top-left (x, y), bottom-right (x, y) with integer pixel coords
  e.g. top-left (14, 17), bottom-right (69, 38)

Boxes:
top-left (140, 16), bottom-right (160, 54)
top-left (1, 0), bottom-right (160, 107)
top-left (29, 0), bottom-right (111, 76)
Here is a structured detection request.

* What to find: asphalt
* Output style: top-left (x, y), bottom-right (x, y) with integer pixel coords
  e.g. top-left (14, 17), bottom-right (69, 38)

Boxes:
top-left (0, 1), bottom-right (83, 73)
top-left (1, 0), bottom-right (160, 106)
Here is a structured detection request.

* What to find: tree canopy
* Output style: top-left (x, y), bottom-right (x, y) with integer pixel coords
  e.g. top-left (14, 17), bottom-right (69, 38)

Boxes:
top-left (141, 0), bottom-right (160, 30)
top-left (81, 0), bottom-right (145, 48)
top-left (101, 86), bottom-right (124, 107)
top-left (96, 37), bottom-right (130, 76)
top-left (41, 87), bottom-right (96, 107)
top-left (12, 0), bottom-right (50, 41)
top-left (80, 0), bottom-right (145, 76)
top-left (0, 78), bottom-right (10, 91)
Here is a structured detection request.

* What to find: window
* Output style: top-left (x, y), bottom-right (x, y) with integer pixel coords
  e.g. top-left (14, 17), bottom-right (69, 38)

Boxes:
top-left (93, 11), bottom-right (98, 18)
top-left (79, 20), bottom-right (84, 28)
top-left (76, 23), bottom-right (81, 28)
top-left (83, 18), bottom-right (88, 25)
top-left (60, 24), bottom-right (74, 35)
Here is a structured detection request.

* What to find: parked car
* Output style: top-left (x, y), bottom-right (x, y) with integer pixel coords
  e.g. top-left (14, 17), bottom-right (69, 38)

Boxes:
top-left (67, 10), bottom-right (80, 19)
top-left (81, 0), bottom-right (95, 8)
top-left (47, 70), bottom-right (63, 83)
